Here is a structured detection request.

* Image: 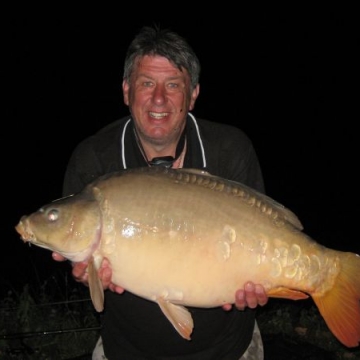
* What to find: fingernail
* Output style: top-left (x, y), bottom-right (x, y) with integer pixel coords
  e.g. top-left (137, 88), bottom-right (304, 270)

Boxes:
top-left (245, 282), bottom-right (254, 291)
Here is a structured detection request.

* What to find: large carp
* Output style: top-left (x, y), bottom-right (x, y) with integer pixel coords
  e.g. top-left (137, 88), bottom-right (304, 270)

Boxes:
top-left (15, 167), bottom-right (360, 347)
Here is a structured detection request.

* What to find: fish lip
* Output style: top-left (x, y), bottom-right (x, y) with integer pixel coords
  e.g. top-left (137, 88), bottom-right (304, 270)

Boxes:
top-left (15, 219), bottom-right (34, 242)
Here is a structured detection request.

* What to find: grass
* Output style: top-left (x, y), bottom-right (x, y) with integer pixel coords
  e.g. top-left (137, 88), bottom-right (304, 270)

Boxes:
top-left (1, 273), bottom-right (360, 359)
top-left (0, 274), bottom-right (100, 359)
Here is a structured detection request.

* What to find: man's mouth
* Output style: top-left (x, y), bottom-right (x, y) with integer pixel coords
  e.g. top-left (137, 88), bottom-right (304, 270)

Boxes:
top-left (149, 112), bottom-right (169, 119)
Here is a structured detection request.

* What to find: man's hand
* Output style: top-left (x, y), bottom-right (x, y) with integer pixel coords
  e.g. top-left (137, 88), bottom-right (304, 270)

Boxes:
top-left (222, 282), bottom-right (268, 311)
top-left (52, 253), bottom-right (125, 294)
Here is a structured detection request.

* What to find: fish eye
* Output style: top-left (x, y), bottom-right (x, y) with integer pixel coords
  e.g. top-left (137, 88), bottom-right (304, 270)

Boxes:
top-left (47, 209), bottom-right (59, 222)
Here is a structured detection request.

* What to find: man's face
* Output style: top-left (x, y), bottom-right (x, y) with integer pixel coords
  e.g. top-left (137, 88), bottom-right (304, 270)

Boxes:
top-left (122, 55), bottom-right (199, 146)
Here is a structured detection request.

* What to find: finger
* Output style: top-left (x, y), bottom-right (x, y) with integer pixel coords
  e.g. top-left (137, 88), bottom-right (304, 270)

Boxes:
top-left (72, 261), bottom-right (89, 282)
top-left (255, 284), bottom-right (268, 306)
top-left (108, 283), bottom-right (125, 294)
top-left (52, 252), bottom-right (66, 262)
top-left (234, 289), bottom-right (247, 310)
top-left (222, 303), bottom-right (233, 311)
top-left (99, 266), bottom-right (112, 288)
top-left (243, 282), bottom-right (258, 309)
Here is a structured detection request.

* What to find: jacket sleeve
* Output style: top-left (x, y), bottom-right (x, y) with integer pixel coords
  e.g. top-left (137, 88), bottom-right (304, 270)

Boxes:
top-left (62, 119), bottom-right (125, 197)
top-left (62, 138), bottom-right (105, 197)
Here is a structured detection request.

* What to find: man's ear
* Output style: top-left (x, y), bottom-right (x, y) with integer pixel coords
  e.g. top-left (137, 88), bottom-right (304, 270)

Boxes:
top-left (122, 80), bottom-right (130, 106)
top-left (189, 84), bottom-right (200, 111)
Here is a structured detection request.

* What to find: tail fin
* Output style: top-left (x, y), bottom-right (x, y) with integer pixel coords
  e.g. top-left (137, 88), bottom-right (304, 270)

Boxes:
top-left (312, 252), bottom-right (360, 347)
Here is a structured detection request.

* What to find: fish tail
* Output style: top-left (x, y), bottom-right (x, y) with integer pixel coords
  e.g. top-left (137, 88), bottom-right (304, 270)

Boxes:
top-left (312, 252), bottom-right (360, 348)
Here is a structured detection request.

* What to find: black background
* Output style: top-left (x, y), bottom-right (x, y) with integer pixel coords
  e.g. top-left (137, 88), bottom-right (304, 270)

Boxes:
top-left (2, 8), bottom-right (358, 292)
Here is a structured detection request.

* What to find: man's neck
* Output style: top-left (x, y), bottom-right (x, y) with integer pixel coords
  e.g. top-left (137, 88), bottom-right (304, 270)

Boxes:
top-left (140, 141), bottom-right (177, 160)
top-left (134, 126), bottom-right (186, 163)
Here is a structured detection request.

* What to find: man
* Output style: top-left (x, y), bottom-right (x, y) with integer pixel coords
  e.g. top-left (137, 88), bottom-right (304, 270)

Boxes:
top-left (54, 25), bottom-right (268, 360)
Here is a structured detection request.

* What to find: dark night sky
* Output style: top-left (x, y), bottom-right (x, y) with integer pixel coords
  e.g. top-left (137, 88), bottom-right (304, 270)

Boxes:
top-left (2, 9), bottom-right (358, 292)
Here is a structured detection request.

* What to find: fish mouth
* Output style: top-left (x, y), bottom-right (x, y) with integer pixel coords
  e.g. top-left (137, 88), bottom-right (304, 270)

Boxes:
top-left (15, 217), bottom-right (35, 243)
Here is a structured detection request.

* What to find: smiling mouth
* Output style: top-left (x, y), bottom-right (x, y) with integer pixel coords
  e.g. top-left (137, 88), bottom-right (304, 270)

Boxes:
top-left (149, 112), bottom-right (169, 119)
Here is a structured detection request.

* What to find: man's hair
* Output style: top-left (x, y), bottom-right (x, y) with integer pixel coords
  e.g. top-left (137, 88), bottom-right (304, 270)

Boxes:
top-left (123, 25), bottom-right (201, 90)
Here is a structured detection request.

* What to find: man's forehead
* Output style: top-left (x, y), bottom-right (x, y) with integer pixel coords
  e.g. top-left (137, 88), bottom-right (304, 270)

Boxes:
top-left (135, 55), bottom-right (187, 77)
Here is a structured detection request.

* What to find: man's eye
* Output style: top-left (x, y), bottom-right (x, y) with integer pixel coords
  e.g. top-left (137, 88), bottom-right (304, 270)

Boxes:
top-left (168, 83), bottom-right (178, 88)
top-left (143, 82), bottom-right (153, 87)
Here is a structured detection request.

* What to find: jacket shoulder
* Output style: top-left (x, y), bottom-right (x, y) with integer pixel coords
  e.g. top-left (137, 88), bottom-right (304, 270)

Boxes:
top-left (75, 117), bottom-right (129, 153)
top-left (195, 118), bottom-right (253, 149)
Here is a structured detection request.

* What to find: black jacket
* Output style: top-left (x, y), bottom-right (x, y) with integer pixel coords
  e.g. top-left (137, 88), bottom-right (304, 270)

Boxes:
top-left (63, 113), bottom-right (265, 360)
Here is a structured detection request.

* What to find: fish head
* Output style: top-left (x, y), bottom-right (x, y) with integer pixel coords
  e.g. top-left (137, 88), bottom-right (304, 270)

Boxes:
top-left (15, 190), bottom-right (102, 262)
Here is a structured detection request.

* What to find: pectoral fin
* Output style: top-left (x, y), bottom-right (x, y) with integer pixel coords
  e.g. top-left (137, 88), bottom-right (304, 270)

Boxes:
top-left (88, 257), bottom-right (104, 312)
top-left (157, 297), bottom-right (194, 340)
top-left (267, 287), bottom-right (309, 300)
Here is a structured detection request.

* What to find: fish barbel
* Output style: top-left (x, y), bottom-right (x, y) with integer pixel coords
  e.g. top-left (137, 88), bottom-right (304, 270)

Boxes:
top-left (15, 167), bottom-right (360, 347)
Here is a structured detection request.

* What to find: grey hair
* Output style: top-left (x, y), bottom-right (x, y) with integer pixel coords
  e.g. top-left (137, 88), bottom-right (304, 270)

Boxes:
top-left (123, 25), bottom-right (201, 90)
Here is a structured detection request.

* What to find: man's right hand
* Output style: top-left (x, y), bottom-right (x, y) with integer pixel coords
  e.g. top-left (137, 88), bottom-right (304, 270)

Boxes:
top-left (52, 253), bottom-right (125, 294)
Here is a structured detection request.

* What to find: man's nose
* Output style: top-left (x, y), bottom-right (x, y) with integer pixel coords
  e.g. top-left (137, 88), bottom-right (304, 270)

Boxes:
top-left (152, 85), bottom-right (167, 105)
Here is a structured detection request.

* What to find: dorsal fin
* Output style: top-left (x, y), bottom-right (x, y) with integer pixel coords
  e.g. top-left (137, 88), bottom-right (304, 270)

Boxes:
top-left (177, 168), bottom-right (304, 230)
